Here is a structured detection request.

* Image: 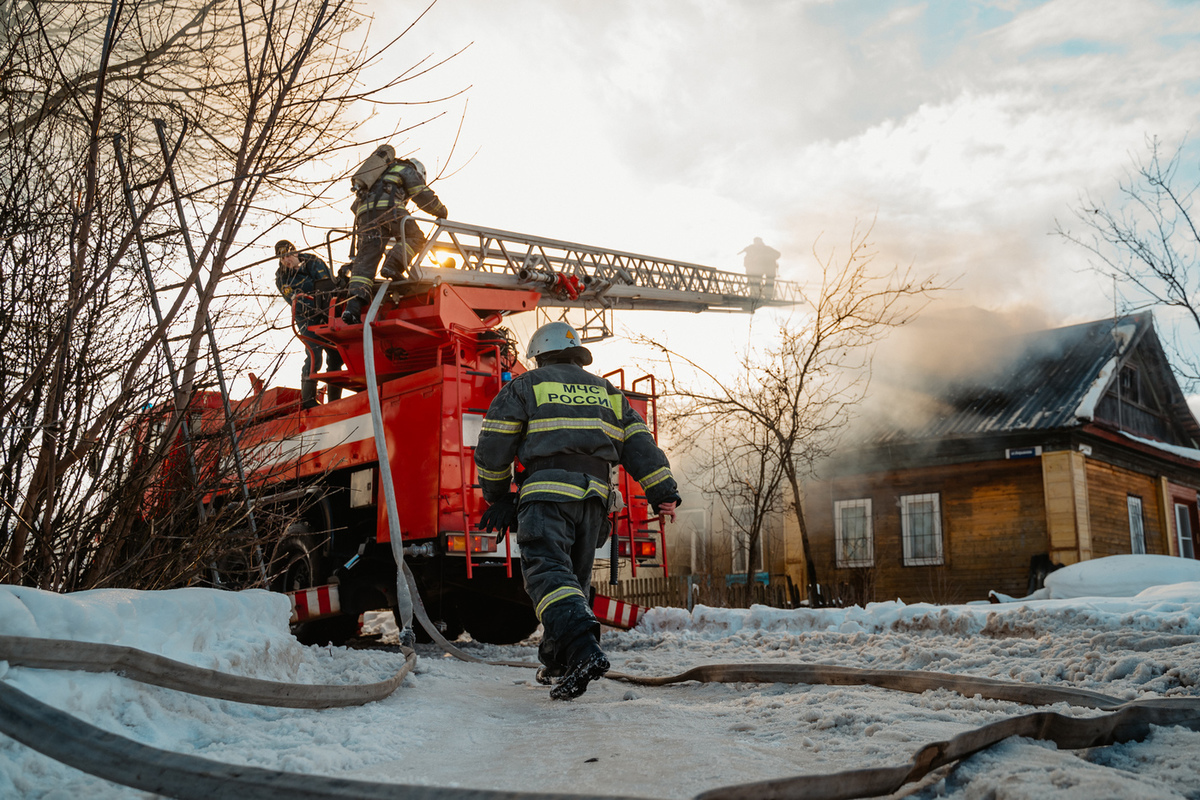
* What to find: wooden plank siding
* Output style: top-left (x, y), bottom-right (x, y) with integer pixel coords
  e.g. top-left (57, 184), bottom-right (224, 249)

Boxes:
top-left (807, 458), bottom-right (1048, 604)
top-left (1042, 450), bottom-right (1091, 564)
top-left (1084, 459), bottom-right (1170, 557)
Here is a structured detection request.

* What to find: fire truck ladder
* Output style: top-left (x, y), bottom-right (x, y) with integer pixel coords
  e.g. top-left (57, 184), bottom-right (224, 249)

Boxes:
top-left (404, 217), bottom-right (801, 342)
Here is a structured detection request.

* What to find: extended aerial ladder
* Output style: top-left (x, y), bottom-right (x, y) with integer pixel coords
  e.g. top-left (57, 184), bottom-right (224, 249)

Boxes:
top-left (327, 216), bottom-right (801, 344)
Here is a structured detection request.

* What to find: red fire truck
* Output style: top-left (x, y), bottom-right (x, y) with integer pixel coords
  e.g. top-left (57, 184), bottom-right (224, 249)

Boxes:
top-left (142, 220), bottom-right (797, 644)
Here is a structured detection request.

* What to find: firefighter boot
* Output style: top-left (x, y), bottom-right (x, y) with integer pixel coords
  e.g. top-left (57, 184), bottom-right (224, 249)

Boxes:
top-left (535, 665), bottom-right (564, 686)
top-left (341, 297), bottom-right (362, 325)
top-left (300, 379), bottom-right (318, 409)
top-left (549, 650), bottom-right (609, 701)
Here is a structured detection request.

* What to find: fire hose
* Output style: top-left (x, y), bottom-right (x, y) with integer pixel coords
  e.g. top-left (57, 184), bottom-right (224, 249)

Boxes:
top-left (2, 632), bottom-right (1200, 800)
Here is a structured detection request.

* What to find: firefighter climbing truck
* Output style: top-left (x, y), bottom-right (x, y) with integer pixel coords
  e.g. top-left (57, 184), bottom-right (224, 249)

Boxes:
top-left (140, 219), bottom-right (800, 644)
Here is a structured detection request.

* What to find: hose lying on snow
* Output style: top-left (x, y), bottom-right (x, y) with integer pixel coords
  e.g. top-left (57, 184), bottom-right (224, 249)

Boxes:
top-left (0, 678), bottom-right (644, 800)
top-left (2, 634), bottom-right (1199, 800)
top-left (606, 662), bottom-right (1123, 709)
top-left (0, 635), bottom-right (414, 709)
top-left (694, 696), bottom-right (1200, 800)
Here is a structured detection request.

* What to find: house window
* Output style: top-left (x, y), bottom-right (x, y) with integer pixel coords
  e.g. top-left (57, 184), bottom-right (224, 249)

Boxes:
top-left (901, 493), bottom-right (944, 566)
top-left (730, 506), bottom-right (766, 575)
top-left (1175, 503), bottom-right (1196, 559)
top-left (834, 499), bottom-right (873, 568)
top-left (675, 509), bottom-right (709, 574)
top-left (1127, 496), bottom-right (1146, 555)
top-left (1119, 365), bottom-right (1141, 405)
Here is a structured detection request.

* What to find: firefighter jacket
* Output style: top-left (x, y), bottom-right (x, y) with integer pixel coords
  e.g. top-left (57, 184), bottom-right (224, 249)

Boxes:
top-left (354, 161), bottom-right (448, 224)
top-left (276, 252), bottom-right (335, 328)
top-left (474, 362), bottom-right (681, 511)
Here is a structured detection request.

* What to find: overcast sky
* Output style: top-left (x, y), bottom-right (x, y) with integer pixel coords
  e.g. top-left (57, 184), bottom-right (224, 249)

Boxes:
top-left (287, 0), bottom-right (1200, 386)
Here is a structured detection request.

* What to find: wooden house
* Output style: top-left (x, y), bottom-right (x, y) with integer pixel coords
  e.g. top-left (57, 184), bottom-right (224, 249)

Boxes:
top-left (797, 313), bottom-right (1200, 605)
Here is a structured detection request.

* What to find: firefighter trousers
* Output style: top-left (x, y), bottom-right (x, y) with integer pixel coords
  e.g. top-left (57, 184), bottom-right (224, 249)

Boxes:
top-left (345, 207), bottom-right (426, 315)
top-left (298, 323), bottom-right (343, 408)
top-left (516, 496), bottom-right (608, 671)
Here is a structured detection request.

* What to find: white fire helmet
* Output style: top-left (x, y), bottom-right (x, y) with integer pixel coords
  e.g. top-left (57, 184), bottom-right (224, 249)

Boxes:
top-left (408, 158), bottom-right (427, 183)
top-left (526, 321), bottom-right (593, 366)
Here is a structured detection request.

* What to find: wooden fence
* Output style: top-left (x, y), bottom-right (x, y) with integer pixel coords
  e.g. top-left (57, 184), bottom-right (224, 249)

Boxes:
top-left (593, 574), bottom-right (798, 611)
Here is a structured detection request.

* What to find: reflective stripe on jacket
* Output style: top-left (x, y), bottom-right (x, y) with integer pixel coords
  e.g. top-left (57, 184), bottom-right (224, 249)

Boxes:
top-left (354, 162), bottom-right (448, 220)
top-left (474, 362), bottom-right (678, 507)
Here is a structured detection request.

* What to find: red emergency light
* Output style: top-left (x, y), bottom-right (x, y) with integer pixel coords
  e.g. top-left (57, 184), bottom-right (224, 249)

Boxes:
top-left (618, 539), bottom-right (656, 559)
top-left (445, 533), bottom-right (498, 554)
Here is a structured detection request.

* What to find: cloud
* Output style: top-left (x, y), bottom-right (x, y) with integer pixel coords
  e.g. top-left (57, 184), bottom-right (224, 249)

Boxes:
top-left (363, 0), bottom-right (1200, 330)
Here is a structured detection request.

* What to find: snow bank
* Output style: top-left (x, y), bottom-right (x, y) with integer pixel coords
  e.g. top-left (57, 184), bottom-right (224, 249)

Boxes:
top-left (0, 584), bottom-right (412, 800)
top-left (1043, 554), bottom-right (1200, 599)
top-left (0, 584), bottom-right (378, 684)
top-left (639, 578), bottom-right (1200, 639)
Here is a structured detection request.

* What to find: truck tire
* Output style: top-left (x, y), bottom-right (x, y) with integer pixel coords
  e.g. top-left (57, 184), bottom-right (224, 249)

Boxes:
top-left (207, 528), bottom-right (263, 590)
top-left (271, 525), bottom-right (358, 646)
top-left (270, 532), bottom-right (321, 594)
top-left (459, 597), bottom-right (539, 645)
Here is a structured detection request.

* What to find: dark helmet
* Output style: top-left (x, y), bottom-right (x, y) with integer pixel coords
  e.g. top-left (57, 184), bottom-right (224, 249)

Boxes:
top-left (275, 239), bottom-right (297, 257)
top-left (526, 321), bottom-right (592, 366)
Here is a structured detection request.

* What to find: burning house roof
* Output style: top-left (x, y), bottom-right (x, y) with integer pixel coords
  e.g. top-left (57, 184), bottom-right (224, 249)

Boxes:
top-left (857, 312), bottom-right (1200, 449)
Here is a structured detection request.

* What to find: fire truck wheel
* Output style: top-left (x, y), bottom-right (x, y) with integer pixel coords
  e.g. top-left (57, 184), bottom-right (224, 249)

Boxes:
top-left (459, 598), bottom-right (539, 645)
top-left (271, 534), bottom-right (322, 594)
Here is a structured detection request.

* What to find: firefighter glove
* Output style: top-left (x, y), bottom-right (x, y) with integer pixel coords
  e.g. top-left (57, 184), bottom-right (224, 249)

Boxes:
top-left (651, 493), bottom-right (682, 515)
top-left (480, 492), bottom-right (519, 543)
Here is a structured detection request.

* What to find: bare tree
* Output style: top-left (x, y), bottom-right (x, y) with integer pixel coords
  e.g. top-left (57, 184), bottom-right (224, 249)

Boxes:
top-left (0, 0), bottom-right (453, 589)
top-left (676, 412), bottom-right (785, 585)
top-left (653, 223), bottom-right (939, 604)
top-left (1058, 136), bottom-right (1200, 383)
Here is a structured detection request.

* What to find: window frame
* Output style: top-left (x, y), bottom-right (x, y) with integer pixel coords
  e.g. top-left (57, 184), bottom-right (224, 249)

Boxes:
top-left (900, 492), bottom-right (944, 566)
top-left (834, 498), bottom-right (874, 568)
top-left (1175, 502), bottom-right (1196, 560)
top-left (1127, 495), bottom-right (1146, 555)
top-left (1119, 364), bottom-right (1142, 406)
top-left (730, 505), bottom-right (767, 575)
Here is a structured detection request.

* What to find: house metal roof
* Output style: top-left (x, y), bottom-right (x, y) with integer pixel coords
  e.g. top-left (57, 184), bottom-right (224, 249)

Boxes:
top-left (863, 313), bottom-right (1188, 445)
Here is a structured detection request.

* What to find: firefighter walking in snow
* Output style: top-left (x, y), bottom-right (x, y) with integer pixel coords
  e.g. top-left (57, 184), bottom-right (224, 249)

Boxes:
top-left (474, 322), bottom-right (681, 700)
top-left (342, 150), bottom-right (448, 325)
top-left (275, 240), bottom-right (344, 409)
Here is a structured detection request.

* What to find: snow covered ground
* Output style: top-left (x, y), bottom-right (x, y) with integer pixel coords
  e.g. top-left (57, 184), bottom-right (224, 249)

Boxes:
top-left (2, 556), bottom-right (1200, 799)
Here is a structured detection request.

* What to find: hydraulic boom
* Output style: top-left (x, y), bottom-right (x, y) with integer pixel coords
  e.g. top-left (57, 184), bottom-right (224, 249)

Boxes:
top-left (360, 218), bottom-right (799, 341)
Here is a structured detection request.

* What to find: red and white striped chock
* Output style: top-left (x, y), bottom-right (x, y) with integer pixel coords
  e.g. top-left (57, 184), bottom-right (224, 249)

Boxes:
top-left (592, 594), bottom-right (643, 630)
top-left (288, 584), bottom-right (341, 623)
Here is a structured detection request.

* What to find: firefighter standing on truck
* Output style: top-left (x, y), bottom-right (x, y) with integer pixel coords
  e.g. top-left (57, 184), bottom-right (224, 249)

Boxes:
top-left (341, 153), bottom-right (448, 325)
top-left (275, 240), bottom-right (344, 409)
top-left (474, 322), bottom-right (681, 700)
